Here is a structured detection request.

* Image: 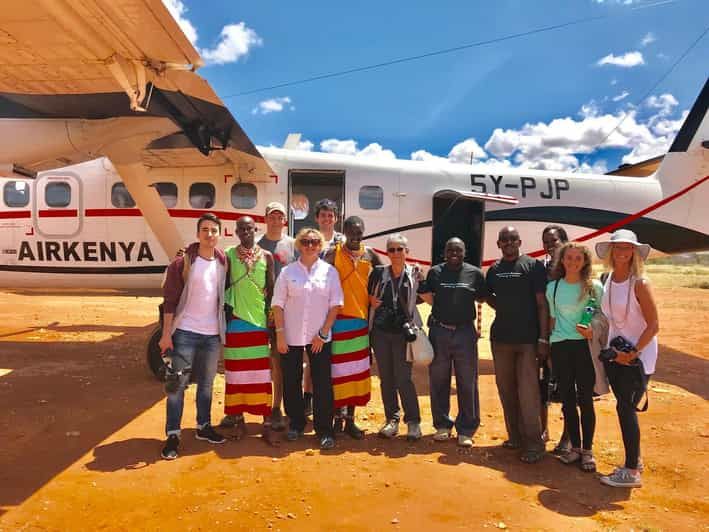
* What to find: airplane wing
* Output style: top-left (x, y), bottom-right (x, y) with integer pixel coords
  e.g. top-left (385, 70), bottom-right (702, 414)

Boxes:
top-left (0, 0), bottom-right (275, 255)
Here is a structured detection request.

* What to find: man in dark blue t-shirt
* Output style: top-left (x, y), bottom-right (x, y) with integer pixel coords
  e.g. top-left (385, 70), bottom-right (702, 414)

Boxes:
top-left (419, 238), bottom-right (487, 448)
top-left (486, 226), bottom-right (550, 463)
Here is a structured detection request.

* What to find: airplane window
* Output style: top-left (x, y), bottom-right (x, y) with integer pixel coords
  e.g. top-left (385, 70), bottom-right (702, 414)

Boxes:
top-left (359, 186), bottom-right (383, 210)
top-left (231, 183), bottom-right (257, 209)
top-left (151, 182), bottom-right (178, 208)
top-left (45, 182), bottom-right (71, 207)
top-left (190, 182), bottom-right (216, 209)
top-left (111, 182), bottom-right (136, 208)
top-left (3, 181), bottom-right (30, 208)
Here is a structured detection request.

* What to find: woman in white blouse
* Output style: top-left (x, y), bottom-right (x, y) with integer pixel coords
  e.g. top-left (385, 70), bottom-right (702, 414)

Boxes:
top-left (595, 229), bottom-right (659, 488)
top-left (272, 228), bottom-right (343, 450)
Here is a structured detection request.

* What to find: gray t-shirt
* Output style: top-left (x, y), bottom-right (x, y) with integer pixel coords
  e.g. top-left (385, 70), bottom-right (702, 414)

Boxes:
top-left (258, 235), bottom-right (296, 278)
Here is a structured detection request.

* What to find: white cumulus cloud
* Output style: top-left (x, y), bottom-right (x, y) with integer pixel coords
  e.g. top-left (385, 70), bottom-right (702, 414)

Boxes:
top-left (163, 0), bottom-right (198, 45)
top-left (448, 138), bottom-right (488, 164)
top-left (320, 139), bottom-right (396, 160)
top-left (252, 97), bottom-right (293, 115)
top-left (597, 51), bottom-right (645, 67)
top-left (296, 140), bottom-right (314, 151)
top-left (201, 22), bottom-right (263, 65)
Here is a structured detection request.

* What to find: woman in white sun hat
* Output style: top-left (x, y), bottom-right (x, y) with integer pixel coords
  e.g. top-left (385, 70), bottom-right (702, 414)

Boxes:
top-left (595, 229), bottom-right (659, 489)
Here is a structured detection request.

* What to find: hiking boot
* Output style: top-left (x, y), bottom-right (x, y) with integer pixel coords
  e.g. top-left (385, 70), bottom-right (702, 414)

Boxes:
top-left (433, 428), bottom-right (452, 441)
top-left (406, 422), bottom-right (422, 441)
top-left (195, 424), bottom-right (226, 444)
top-left (457, 434), bottom-right (474, 448)
top-left (600, 467), bottom-right (642, 488)
top-left (344, 419), bottom-right (365, 440)
top-left (378, 419), bottom-right (399, 439)
top-left (161, 434), bottom-right (179, 460)
top-left (270, 407), bottom-right (287, 432)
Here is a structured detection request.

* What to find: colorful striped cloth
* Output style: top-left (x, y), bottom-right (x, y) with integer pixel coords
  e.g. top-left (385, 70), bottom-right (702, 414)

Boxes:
top-left (224, 317), bottom-right (272, 417)
top-left (331, 315), bottom-right (371, 408)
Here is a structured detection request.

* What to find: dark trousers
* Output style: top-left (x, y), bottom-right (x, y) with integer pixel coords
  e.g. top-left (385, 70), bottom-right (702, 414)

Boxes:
top-left (491, 342), bottom-right (544, 452)
top-left (551, 340), bottom-right (596, 450)
top-left (371, 328), bottom-right (421, 424)
top-left (281, 344), bottom-right (334, 437)
top-left (605, 360), bottom-right (650, 469)
top-left (429, 324), bottom-right (480, 437)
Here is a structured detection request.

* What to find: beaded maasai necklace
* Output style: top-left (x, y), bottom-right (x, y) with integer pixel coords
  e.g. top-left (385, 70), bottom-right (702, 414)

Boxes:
top-left (237, 244), bottom-right (263, 273)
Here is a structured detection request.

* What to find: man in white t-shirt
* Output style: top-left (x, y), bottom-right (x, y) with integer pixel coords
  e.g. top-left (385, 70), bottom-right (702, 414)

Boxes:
top-left (159, 213), bottom-right (229, 460)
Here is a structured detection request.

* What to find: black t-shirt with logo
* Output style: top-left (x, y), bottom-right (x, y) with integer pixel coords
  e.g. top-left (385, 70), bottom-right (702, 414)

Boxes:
top-left (419, 262), bottom-right (487, 326)
top-left (485, 254), bottom-right (547, 344)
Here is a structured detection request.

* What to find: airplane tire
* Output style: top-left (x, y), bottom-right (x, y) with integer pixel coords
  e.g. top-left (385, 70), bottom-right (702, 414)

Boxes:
top-left (147, 325), bottom-right (166, 381)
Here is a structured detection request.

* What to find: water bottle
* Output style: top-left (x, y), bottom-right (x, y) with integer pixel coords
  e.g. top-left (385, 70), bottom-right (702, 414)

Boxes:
top-left (577, 297), bottom-right (596, 329)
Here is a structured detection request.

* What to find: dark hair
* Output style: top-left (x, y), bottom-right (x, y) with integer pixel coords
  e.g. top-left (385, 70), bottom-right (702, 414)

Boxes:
top-left (197, 212), bottom-right (221, 231)
top-left (343, 215), bottom-right (364, 231)
top-left (542, 224), bottom-right (568, 243)
top-left (314, 198), bottom-right (338, 217)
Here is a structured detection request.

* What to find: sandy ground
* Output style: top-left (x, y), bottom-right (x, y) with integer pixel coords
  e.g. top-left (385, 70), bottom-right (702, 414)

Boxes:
top-left (0, 282), bottom-right (707, 531)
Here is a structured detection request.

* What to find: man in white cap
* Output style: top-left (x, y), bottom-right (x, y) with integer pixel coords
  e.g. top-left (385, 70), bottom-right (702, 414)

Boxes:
top-left (258, 201), bottom-right (297, 430)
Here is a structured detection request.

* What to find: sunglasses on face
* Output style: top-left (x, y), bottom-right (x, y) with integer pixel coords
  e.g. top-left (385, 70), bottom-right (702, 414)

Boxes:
top-left (300, 238), bottom-right (321, 247)
top-left (387, 246), bottom-right (405, 253)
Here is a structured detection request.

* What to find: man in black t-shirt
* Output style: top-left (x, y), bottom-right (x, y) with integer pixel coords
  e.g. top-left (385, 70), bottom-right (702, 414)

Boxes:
top-left (486, 226), bottom-right (550, 463)
top-left (419, 238), bottom-right (487, 448)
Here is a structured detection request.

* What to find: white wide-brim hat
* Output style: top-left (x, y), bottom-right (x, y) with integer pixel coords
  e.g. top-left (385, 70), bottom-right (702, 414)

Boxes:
top-left (595, 229), bottom-right (651, 260)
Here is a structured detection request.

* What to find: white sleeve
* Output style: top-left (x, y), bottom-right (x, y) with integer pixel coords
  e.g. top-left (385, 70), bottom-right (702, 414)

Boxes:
top-left (328, 267), bottom-right (344, 308)
top-left (272, 267), bottom-right (288, 309)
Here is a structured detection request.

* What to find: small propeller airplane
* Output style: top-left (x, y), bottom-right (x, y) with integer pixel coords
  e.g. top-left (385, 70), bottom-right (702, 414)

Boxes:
top-left (0, 0), bottom-right (708, 295)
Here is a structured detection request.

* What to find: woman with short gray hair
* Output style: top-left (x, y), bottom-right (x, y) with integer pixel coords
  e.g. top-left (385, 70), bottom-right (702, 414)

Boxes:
top-left (368, 234), bottom-right (423, 441)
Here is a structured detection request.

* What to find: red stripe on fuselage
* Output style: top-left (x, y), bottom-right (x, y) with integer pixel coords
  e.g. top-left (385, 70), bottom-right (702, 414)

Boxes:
top-left (38, 209), bottom-right (77, 218)
top-left (0, 210), bottom-right (31, 219)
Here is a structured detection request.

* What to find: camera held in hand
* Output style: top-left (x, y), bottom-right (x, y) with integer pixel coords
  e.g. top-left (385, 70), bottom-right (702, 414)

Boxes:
top-left (598, 335), bottom-right (636, 363)
top-left (401, 321), bottom-right (418, 343)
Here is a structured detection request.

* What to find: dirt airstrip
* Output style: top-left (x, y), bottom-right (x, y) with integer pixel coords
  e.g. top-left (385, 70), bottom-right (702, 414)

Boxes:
top-left (0, 274), bottom-right (707, 531)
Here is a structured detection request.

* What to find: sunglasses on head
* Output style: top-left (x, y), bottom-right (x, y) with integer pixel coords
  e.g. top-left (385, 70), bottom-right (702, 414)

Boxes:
top-left (300, 238), bottom-right (321, 247)
top-left (387, 246), bottom-right (405, 253)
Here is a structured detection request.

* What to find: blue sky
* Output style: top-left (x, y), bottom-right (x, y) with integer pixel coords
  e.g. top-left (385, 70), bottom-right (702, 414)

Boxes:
top-left (164, 0), bottom-right (708, 173)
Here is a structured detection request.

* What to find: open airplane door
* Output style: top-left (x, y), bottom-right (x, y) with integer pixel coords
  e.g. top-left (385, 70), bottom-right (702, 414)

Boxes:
top-left (0, 0), bottom-right (276, 258)
top-left (432, 190), bottom-right (518, 267)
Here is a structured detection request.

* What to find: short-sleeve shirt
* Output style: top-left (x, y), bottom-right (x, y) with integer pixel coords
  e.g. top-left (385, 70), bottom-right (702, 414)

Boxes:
top-left (485, 255), bottom-right (547, 344)
top-left (258, 235), bottom-right (296, 279)
top-left (419, 262), bottom-right (487, 326)
top-left (546, 279), bottom-right (604, 343)
top-left (271, 259), bottom-right (344, 346)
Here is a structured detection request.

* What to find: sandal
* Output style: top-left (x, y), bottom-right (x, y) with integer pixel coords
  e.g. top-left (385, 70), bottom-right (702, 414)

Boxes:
top-left (559, 448), bottom-right (582, 465)
top-left (580, 450), bottom-right (596, 472)
top-left (520, 450), bottom-right (544, 464)
top-left (502, 440), bottom-right (521, 449)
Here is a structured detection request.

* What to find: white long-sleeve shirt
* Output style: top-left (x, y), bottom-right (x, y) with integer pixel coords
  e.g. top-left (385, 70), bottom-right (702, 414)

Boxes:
top-left (272, 258), bottom-right (344, 346)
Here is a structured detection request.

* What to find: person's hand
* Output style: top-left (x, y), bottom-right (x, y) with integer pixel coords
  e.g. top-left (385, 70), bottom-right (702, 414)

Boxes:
top-left (537, 341), bottom-right (550, 362)
top-left (369, 295), bottom-right (382, 310)
top-left (276, 333), bottom-right (288, 354)
top-left (311, 335), bottom-right (324, 354)
top-left (614, 349), bottom-right (637, 366)
top-left (159, 334), bottom-right (173, 354)
top-left (576, 325), bottom-right (593, 340)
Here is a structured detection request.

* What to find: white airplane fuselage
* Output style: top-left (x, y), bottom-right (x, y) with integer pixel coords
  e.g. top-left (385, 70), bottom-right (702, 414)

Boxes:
top-left (1, 145), bottom-right (707, 289)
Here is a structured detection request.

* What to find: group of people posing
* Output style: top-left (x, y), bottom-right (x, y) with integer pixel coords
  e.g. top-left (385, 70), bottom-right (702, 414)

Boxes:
top-left (158, 198), bottom-right (659, 490)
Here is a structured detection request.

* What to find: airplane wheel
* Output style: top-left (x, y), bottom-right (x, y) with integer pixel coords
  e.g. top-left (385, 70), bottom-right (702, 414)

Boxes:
top-left (147, 325), bottom-right (166, 381)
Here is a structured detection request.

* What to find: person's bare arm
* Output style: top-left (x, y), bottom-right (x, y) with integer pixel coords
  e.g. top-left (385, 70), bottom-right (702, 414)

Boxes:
top-left (615, 278), bottom-right (659, 366)
top-left (272, 306), bottom-right (288, 354)
top-left (159, 313), bottom-right (174, 353)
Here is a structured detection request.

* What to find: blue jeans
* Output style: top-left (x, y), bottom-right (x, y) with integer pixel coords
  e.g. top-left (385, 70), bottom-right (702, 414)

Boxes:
top-left (165, 328), bottom-right (221, 436)
top-left (428, 324), bottom-right (480, 437)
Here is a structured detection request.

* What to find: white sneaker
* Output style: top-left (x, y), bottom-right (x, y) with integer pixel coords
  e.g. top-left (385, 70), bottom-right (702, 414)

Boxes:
top-left (457, 434), bottom-right (474, 447)
top-left (600, 467), bottom-right (642, 488)
top-left (378, 419), bottom-right (399, 439)
top-left (433, 428), bottom-right (452, 441)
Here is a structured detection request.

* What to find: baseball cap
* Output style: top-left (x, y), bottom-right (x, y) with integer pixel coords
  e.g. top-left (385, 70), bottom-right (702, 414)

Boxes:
top-left (265, 201), bottom-right (286, 216)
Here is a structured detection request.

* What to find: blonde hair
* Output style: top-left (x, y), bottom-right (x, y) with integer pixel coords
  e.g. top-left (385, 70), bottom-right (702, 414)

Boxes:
top-left (550, 242), bottom-right (594, 300)
top-left (603, 244), bottom-right (645, 278)
top-left (294, 227), bottom-right (324, 252)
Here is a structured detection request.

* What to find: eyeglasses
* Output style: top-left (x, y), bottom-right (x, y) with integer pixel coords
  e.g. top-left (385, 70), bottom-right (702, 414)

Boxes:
top-left (300, 238), bottom-right (321, 247)
top-left (387, 247), bottom-right (405, 253)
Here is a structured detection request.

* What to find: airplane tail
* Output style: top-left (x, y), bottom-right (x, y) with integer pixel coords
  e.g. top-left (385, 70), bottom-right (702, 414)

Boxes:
top-left (652, 78), bottom-right (709, 251)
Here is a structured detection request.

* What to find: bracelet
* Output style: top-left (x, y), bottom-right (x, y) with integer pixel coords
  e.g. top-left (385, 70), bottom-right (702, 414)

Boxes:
top-left (318, 329), bottom-right (328, 341)
top-left (537, 338), bottom-right (549, 345)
